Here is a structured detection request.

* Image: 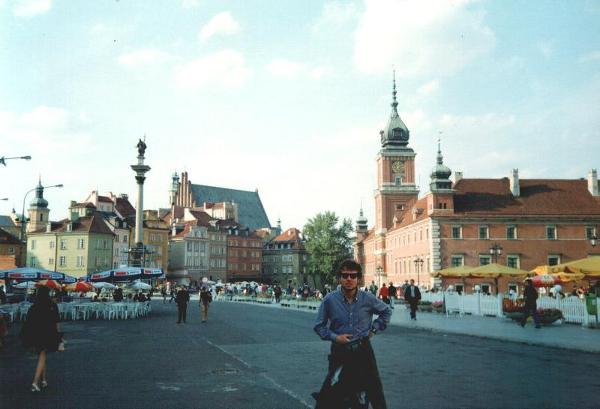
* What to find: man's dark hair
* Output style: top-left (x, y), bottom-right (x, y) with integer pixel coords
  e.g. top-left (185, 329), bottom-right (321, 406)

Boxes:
top-left (337, 259), bottom-right (362, 276)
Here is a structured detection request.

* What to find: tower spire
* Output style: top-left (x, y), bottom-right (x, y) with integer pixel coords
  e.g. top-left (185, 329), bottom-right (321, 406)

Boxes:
top-left (391, 69), bottom-right (398, 112)
top-left (437, 136), bottom-right (443, 165)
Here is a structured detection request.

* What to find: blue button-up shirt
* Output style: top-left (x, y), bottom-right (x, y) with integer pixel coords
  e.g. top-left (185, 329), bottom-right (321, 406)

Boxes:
top-left (314, 289), bottom-right (392, 342)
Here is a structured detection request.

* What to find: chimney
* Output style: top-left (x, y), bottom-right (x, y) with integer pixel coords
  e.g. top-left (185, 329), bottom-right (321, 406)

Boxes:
top-left (66, 222), bottom-right (72, 232)
top-left (588, 169), bottom-right (598, 196)
top-left (46, 223), bottom-right (52, 233)
top-left (453, 171), bottom-right (463, 185)
top-left (509, 168), bottom-right (520, 197)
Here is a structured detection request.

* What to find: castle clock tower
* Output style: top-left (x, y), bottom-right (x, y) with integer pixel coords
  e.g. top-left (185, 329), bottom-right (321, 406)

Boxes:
top-left (374, 73), bottom-right (419, 233)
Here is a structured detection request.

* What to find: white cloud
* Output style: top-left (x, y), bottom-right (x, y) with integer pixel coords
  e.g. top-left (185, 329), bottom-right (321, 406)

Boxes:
top-left (266, 59), bottom-right (305, 79)
top-left (417, 79), bottom-right (439, 96)
top-left (354, 0), bottom-right (495, 77)
top-left (12, 0), bottom-right (51, 17)
top-left (117, 48), bottom-right (170, 68)
top-left (266, 59), bottom-right (333, 80)
top-left (312, 2), bottom-right (360, 32)
top-left (199, 12), bottom-right (240, 41)
top-left (182, 0), bottom-right (200, 9)
top-left (579, 50), bottom-right (600, 63)
top-left (174, 50), bottom-right (251, 89)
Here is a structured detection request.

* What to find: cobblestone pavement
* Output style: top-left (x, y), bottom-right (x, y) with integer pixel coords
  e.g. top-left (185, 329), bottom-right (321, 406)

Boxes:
top-left (1, 300), bottom-right (599, 409)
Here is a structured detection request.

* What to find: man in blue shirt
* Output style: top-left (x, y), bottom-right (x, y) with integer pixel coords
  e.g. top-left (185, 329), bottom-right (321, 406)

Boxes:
top-left (313, 259), bottom-right (391, 409)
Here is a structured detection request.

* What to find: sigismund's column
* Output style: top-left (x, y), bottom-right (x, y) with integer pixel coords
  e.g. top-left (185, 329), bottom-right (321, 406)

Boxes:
top-left (130, 137), bottom-right (151, 267)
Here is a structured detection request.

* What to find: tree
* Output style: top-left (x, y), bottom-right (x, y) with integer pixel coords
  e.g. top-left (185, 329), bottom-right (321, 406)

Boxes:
top-left (303, 211), bottom-right (353, 288)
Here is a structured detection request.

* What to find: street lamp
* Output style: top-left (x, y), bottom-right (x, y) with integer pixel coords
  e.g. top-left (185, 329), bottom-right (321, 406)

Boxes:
top-left (0, 155), bottom-right (32, 166)
top-left (376, 265), bottom-right (383, 288)
top-left (20, 183), bottom-right (64, 242)
top-left (413, 257), bottom-right (424, 286)
top-left (489, 243), bottom-right (503, 264)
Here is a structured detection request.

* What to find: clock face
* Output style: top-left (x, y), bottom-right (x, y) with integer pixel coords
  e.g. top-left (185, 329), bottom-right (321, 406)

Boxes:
top-left (392, 160), bottom-right (404, 174)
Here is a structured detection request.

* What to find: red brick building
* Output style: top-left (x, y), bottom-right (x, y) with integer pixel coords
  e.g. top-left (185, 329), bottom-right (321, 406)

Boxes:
top-left (0, 228), bottom-right (23, 269)
top-left (222, 220), bottom-right (263, 282)
top-left (355, 80), bottom-right (600, 294)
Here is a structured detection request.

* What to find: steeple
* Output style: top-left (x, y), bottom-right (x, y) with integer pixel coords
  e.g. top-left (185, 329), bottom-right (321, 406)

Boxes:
top-left (355, 206), bottom-right (368, 234)
top-left (29, 177), bottom-right (48, 209)
top-left (429, 137), bottom-right (452, 191)
top-left (380, 70), bottom-right (410, 149)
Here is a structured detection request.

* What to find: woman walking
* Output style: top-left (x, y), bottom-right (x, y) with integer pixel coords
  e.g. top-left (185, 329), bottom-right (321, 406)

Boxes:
top-left (20, 286), bottom-right (62, 392)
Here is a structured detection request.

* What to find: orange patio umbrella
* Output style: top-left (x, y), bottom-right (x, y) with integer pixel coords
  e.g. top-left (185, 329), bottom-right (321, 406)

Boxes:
top-left (36, 279), bottom-right (62, 290)
top-left (64, 281), bottom-right (94, 292)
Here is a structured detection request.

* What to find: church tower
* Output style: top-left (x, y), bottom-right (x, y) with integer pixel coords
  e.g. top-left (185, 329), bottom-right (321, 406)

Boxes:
top-left (27, 178), bottom-right (50, 232)
top-left (428, 139), bottom-right (454, 214)
top-left (374, 73), bottom-right (419, 233)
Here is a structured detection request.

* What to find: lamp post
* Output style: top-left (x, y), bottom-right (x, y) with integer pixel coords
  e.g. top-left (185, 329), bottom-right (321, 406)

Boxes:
top-left (20, 183), bottom-right (63, 242)
top-left (376, 265), bottom-right (383, 288)
top-left (0, 155), bottom-right (31, 166)
top-left (413, 257), bottom-right (424, 286)
top-left (489, 243), bottom-right (503, 264)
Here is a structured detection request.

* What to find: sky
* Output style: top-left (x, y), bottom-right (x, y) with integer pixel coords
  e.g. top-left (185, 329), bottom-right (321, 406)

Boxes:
top-left (1, 0), bottom-right (599, 232)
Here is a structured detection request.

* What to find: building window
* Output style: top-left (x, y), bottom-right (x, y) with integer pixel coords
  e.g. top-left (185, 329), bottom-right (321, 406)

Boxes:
top-left (480, 284), bottom-right (491, 295)
top-left (507, 255), bottom-right (520, 269)
top-left (48, 258), bottom-right (54, 265)
top-left (548, 255), bottom-right (561, 266)
top-left (546, 226), bottom-right (557, 240)
top-left (77, 239), bottom-right (85, 249)
top-left (77, 256), bottom-right (84, 267)
top-left (479, 255), bottom-right (491, 265)
top-left (30, 257), bottom-right (36, 267)
top-left (451, 226), bottom-right (462, 239)
top-left (60, 240), bottom-right (67, 250)
top-left (59, 256), bottom-right (66, 267)
top-left (123, 235), bottom-right (128, 243)
top-left (103, 240), bottom-right (108, 249)
top-left (31, 240), bottom-right (36, 250)
top-left (49, 241), bottom-right (55, 249)
top-left (451, 255), bottom-right (464, 267)
top-left (507, 225), bottom-right (517, 240)
top-left (8, 246), bottom-right (14, 254)
top-left (586, 226), bottom-right (596, 239)
top-left (479, 226), bottom-right (489, 240)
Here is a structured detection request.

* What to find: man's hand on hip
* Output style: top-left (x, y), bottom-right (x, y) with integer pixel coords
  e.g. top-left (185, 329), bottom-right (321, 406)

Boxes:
top-left (335, 334), bottom-right (353, 344)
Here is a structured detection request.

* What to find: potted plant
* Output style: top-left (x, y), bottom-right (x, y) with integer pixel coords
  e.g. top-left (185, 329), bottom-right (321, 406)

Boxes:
top-left (432, 301), bottom-right (444, 313)
top-left (536, 308), bottom-right (563, 325)
top-left (418, 300), bottom-right (433, 312)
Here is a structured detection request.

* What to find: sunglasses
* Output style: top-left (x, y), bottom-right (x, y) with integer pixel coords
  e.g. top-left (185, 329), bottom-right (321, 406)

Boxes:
top-left (340, 273), bottom-right (359, 279)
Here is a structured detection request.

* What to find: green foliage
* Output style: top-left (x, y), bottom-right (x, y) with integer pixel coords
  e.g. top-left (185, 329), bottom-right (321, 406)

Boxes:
top-left (303, 211), bottom-right (353, 286)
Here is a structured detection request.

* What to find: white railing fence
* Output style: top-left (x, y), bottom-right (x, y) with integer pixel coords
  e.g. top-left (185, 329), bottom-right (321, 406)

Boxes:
top-left (216, 292), bottom-right (598, 326)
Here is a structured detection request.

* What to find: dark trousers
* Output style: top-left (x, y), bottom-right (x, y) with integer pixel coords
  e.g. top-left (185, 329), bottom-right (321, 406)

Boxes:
top-left (520, 304), bottom-right (540, 327)
top-left (177, 303), bottom-right (188, 323)
top-left (315, 339), bottom-right (386, 409)
top-left (408, 300), bottom-right (418, 319)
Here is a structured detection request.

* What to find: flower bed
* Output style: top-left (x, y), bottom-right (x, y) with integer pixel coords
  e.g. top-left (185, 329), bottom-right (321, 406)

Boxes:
top-left (504, 308), bottom-right (563, 325)
top-left (418, 300), bottom-right (433, 312)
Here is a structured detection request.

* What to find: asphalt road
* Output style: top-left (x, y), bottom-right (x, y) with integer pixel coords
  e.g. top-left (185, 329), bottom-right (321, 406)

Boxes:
top-left (1, 300), bottom-right (599, 409)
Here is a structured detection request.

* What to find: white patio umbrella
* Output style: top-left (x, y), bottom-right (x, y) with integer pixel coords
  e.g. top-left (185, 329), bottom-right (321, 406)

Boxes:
top-left (129, 281), bottom-right (151, 290)
top-left (15, 281), bottom-right (36, 289)
top-left (92, 282), bottom-right (116, 289)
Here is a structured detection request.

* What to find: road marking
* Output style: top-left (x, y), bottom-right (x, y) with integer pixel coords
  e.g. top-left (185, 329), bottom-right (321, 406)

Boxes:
top-left (204, 339), bottom-right (312, 409)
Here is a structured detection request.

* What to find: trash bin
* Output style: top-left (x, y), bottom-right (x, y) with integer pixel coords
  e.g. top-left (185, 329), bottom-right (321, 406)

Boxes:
top-left (585, 294), bottom-right (597, 315)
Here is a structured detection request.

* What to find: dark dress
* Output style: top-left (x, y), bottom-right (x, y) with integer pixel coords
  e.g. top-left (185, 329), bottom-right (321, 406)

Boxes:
top-left (20, 303), bottom-right (61, 353)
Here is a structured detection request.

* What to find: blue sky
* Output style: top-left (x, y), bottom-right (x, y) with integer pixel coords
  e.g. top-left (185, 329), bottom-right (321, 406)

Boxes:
top-left (1, 0), bottom-right (599, 231)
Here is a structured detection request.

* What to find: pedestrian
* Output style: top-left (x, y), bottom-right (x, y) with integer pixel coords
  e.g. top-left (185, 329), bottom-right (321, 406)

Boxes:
top-left (313, 259), bottom-right (391, 409)
top-left (161, 286), bottom-right (167, 304)
top-left (369, 280), bottom-right (378, 295)
top-left (169, 287), bottom-right (176, 303)
top-left (0, 285), bottom-right (6, 304)
top-left (19, 286), bottom-right (63, 392)
top-left (273, 285), bottom-right (282, 303)
top-left (404, 279), bottom-right (421, 320)
top-left (175, 287), bottom-right (190, 324)
top-left (520, 279), bottom-right (541, 328)
top-left (199, 286), bottom-right (212, 323)
top-left (379, 283), bottom-right (389, 304)
top-left (388, 282), bottom-right (397, 310)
